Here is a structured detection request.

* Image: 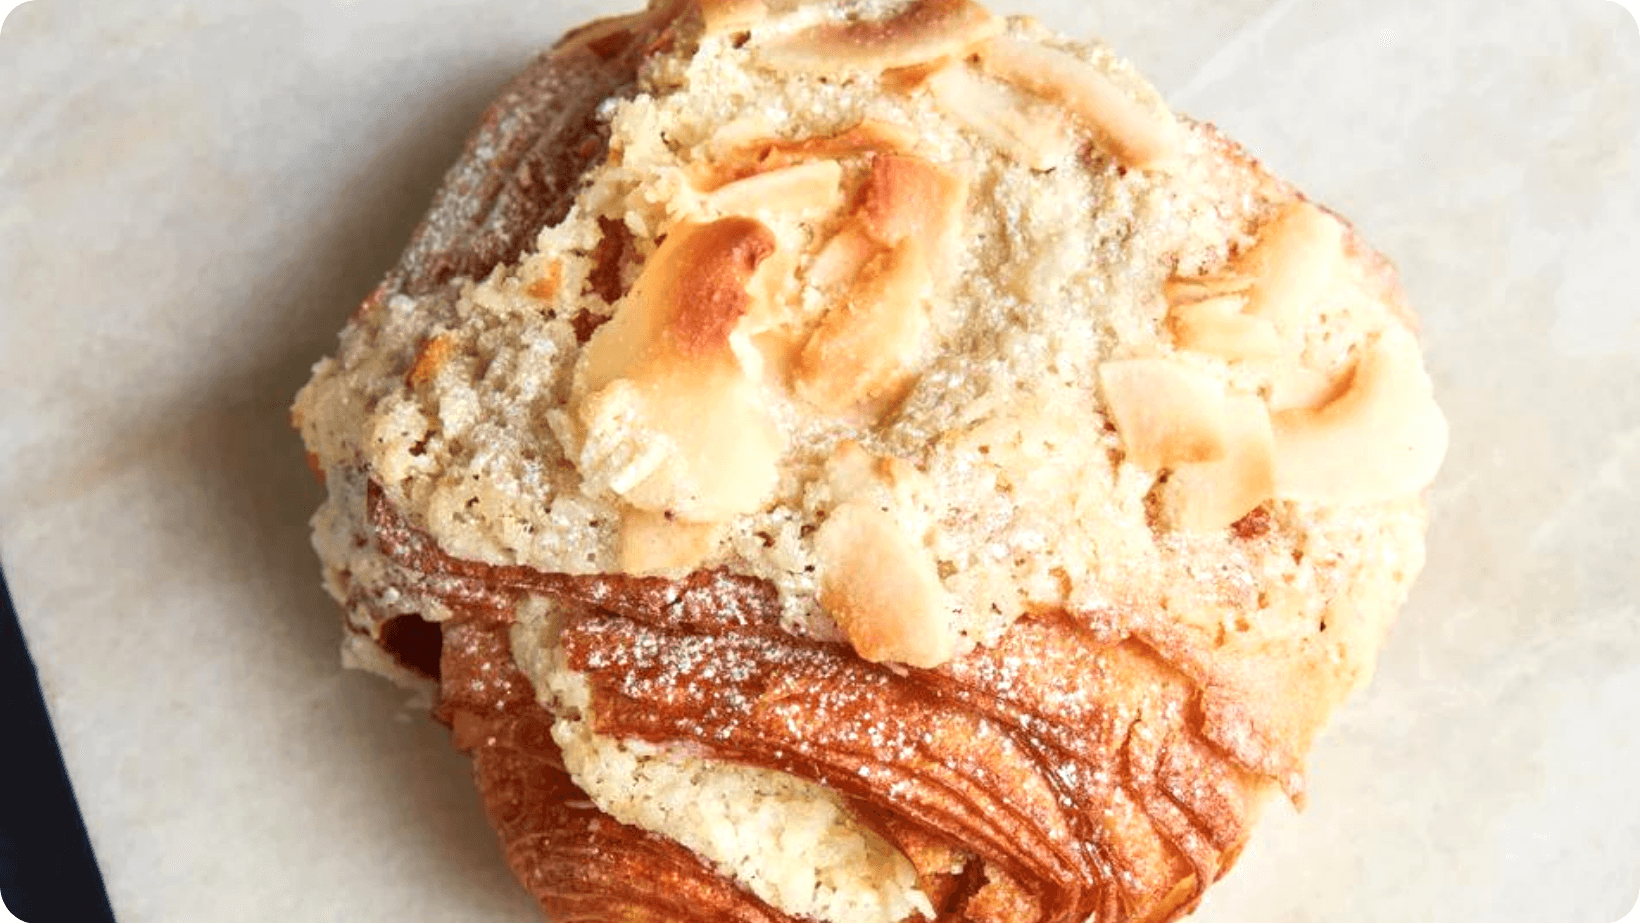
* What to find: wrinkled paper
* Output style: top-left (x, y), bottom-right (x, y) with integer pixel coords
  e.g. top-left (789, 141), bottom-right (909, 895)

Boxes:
top-left (1, 0), bottom-right (1636, 919)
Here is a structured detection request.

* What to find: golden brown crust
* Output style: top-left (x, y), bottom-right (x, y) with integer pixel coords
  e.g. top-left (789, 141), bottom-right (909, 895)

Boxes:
top-left (438, 619), bottom-right (796, 924)
top-left (369, 482), bottom-right (1269, 921)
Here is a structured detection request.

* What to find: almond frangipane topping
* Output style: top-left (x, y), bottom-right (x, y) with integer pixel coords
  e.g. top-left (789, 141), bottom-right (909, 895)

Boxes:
top-left (977, 36), bottom-right (1180, 172)
top-left (927, 62), bottom-right (1077, 171)
top-left (1271, 328), bottom-right (1448, 505)
top-left (756, 0), bottom-right (999, 74)
top-left (1099, 358), bottom-right (1230, 471)
top-left (295, 0), bottom-right (1450, 701)
top-left (573, 218), bottom-right (787, 522)
top-left (1158, 396), bottom-right (1276, 534)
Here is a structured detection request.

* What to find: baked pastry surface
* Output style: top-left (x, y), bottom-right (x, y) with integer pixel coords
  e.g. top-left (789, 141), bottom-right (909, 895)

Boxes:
top-left (292, 1), bottom-right (1446, 919)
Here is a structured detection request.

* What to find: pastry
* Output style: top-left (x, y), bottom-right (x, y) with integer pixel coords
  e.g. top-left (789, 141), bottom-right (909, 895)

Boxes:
top-left (292, 0), bottom-right (1447, 920)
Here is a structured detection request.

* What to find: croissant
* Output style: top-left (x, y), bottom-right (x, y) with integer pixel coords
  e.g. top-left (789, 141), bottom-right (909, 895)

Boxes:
top-left (292, 0), bottom-right (1446, 920)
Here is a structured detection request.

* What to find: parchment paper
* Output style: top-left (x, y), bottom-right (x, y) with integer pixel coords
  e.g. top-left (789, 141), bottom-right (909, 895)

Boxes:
top-left (1, 1), bottom-right (1636, 920)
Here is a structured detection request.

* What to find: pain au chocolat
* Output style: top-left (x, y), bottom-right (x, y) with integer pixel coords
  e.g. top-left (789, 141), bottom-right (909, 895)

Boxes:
top-left (292, 0), bottom-right (1447, 919)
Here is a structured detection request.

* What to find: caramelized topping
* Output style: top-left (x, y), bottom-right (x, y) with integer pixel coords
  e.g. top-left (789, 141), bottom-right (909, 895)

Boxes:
top-left (816, 501), bottom-right (954, 668)
top-left (977, 37), bottom-right (1179, 172)
top-left (857, 155), bottom-right (970, 278)
top-left (574, 218), bottom-right (787, 521)
top-left (699, 0), bottom-right (767, 37)
top-left (1167, 295), bottom-right (1283, 361)
top-left (757, 0), bottom-right (999, 73)
top-left (1159, 396), bottom-right (1277, 534)
top-left (796, 239), bottom-right (934, 418)
top-left (1099, 359), bottom-right (1230, 471)
top-left (1233, 201), bottom-right (1345, 327)
top-left (927, 64), bottom-right (1076, 171)
top-left (705, 159), bottom-right (846, 217)
top-left (1272, 329), bottom-right (1448, 504)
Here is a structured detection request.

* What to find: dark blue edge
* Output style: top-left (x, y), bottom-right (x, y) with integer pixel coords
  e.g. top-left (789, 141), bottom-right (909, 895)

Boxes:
top-left (0, 564), bottom-right (116, 923)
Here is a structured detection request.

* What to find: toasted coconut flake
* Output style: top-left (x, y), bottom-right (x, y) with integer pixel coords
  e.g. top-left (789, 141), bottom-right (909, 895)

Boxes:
top-left (824, 440), bottom-right (929, 512)
top-left (749, 328), bottom-right (804, 388)
top-left (816, 501), bottom-right (954, 668)
top-left (1272, 328), bottom-right (1448, 504)
top-left (978, 36), bottom-right (1179, 172)
top-left (882, 56), bottom-right (960, 93)
top-left (1238, 201), bottom-right (1345, 326)
top-left (575, 218), bottom-right (788, 521)
top-left (1160, 397), bottom-right (1276, 533)
top-left (758, 0), bottom-right (999, 73)
top-left (808, 225), bottom-right (881, 291)
top-left (1268, 363), bottom-right (1346, 412)
top-left (857, 154), bottom-right (969, 278)
top-left (740, 244), bottom-right (799, 336)
top-left (706, 159), bottom-right (846, 217)
top-left (702, 114), bottom-right (779, 160)
top-left (776, 119), bottom-right (920, 161)
top-left (582, 218), bottom-right (775, 386)
top-left (576, 354), bottom-right (786, 522)
top-left (928, 64), bottom-right (1077, 171)
top-left (1099, 358), bottom-right (1230, 471)
top-left (1169, 295), bottom-right (1283, 361)
top-left (796, 239), bottom-right (933, 417)
top-left (1164, 272), bottom-right (1253, 305)
top-left (695, 119), bottom-right (919, 190)
top-left (619, 508), bottom-right (726, 575)
top-left (699, 0), bottom-right (767, 36)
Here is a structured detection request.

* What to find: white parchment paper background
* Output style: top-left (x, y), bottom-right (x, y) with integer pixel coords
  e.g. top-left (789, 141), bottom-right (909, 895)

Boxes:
top-left (1, 0), bottom-right (1636, 919)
